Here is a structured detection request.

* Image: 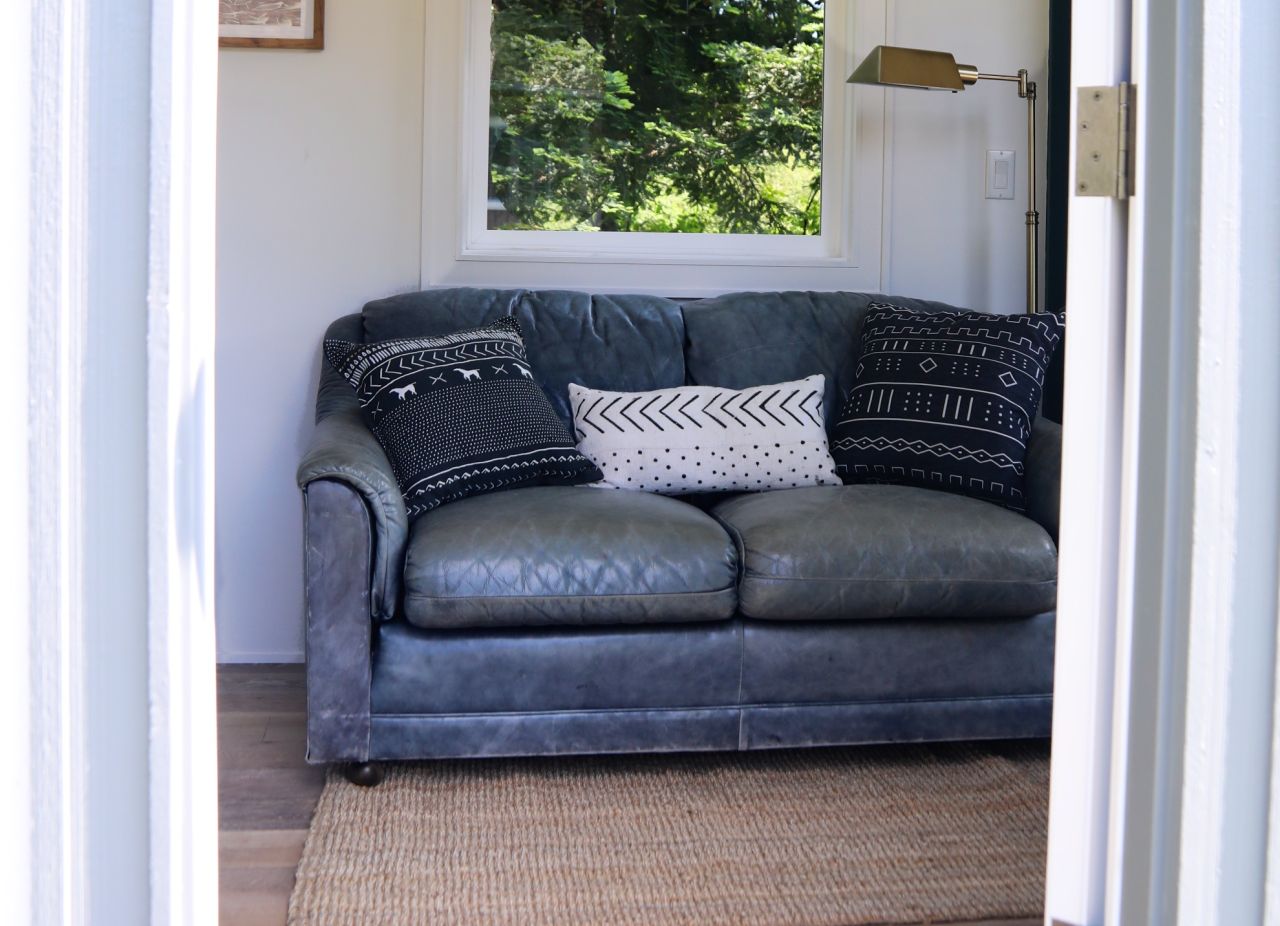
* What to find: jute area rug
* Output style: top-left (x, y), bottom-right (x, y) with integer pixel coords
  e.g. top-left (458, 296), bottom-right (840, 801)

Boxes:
top-left (288, 742), bottom-right (1048, 926)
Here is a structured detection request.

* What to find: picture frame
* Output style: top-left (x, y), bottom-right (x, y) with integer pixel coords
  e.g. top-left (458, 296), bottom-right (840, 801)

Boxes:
top-left (219, 0), bottom-right (325, 50)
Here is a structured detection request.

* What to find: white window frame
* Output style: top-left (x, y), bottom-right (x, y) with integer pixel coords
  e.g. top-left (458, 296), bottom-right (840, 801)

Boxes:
top-left (421, 0), bottom-right (888, 295)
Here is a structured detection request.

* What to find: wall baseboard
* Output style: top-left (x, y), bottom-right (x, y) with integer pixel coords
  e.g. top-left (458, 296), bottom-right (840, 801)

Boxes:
top-left (216, 651), bottom-right (305, 665)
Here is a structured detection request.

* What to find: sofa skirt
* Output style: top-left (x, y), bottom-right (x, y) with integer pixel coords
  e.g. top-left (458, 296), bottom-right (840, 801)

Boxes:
top-left (341, 613), bottom-right (1055, 762)
top-left (365, 697), bottom-right (1052, 760)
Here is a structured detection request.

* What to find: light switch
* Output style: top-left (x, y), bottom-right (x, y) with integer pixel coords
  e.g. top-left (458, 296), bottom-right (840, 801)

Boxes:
top-left (986, 149), bottom-right (1016, 200)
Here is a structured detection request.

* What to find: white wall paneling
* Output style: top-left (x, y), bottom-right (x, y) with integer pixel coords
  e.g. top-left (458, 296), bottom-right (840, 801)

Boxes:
top-left (880, 0), bottom-right (1051, 314)
top-left (215, 0), bottom-right (1052, 661)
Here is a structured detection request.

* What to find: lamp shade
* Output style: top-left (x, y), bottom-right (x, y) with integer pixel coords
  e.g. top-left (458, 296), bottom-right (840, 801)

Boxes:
top-left (847, 45), bottom-right (978, 92)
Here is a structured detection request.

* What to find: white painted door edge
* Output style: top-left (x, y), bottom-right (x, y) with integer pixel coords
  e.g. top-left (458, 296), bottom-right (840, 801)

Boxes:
top-left (1043, 0), bottom-right (1132, 922)
top-left (147, 1), bottom-right (220, 924)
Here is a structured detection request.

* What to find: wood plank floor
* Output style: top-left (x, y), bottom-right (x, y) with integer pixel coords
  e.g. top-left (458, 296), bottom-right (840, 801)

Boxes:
top-left (218, 665), bottom-right (324, 926)
top-left (218, 664), bottom-right (1040, 926)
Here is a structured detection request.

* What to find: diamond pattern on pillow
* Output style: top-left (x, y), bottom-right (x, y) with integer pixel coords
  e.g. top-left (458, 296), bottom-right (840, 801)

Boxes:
top-left (830, 303), bottom-right (1064, 509)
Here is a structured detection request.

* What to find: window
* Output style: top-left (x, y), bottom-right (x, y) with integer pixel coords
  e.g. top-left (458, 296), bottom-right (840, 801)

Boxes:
top-left (422, 0), bottom-right (886, 294)
top-left (487, 1), bottom-right (825, 237)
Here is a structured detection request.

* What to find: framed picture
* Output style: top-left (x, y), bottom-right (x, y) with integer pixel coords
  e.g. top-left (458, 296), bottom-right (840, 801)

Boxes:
top-left (219, 0), bottom-right (324, 50)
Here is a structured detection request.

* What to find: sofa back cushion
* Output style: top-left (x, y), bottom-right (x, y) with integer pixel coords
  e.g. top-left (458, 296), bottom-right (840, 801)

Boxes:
top-left (681, 291), bottom-right (960, 426)
top-left (361, 288), bottom-right (686, 427)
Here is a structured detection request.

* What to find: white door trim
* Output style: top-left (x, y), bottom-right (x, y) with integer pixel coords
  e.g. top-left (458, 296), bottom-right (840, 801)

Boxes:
top-left (13, 0), bottom-right (92, 921)
top-left (1042, 0), bottom-right (1132, 921)
top-left (147, 1), bottom-right (220, 922)
top-left (1169, 0), bottom-right (1279, 922)
top-left (0, 2), bottom-right (35, 915)
top-left (8, 1), bottom-right (220, 921)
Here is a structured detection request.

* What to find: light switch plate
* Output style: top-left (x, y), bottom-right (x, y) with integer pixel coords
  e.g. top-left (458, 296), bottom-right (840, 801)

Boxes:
top-left (986, 149), bottom-right (1016, 200)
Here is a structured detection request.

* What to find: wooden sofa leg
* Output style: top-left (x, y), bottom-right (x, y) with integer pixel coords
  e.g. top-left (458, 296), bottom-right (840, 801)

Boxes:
top-left (344, 762), bottom-right (384, 787)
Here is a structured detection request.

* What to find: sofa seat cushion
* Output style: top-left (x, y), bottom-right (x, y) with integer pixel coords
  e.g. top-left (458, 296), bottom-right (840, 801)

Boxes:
top-left (710, 484), bottom-right (1057, 621)
top-left (403, 486), bottom-right (738, 629)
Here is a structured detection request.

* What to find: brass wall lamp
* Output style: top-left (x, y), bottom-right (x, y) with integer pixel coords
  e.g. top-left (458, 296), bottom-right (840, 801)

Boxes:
top-left (849, 46), bottom-right (1040, 315)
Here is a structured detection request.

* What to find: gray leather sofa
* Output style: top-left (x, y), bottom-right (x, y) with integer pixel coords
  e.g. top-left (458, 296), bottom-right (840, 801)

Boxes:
top-left (298, 288), bottom-right (1059, 781)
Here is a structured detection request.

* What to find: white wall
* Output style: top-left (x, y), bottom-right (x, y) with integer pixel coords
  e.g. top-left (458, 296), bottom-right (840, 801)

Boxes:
top-left (882, 0), bottom-right (1050, 314)
top-left (215, 0), bottom-right (1050, 661)
top-left (216, 0), bottom-right (424, 661)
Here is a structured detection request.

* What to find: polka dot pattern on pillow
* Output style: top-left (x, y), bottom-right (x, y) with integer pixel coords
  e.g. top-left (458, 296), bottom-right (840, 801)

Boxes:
top-left (569, 376), bottom-right (841, 495)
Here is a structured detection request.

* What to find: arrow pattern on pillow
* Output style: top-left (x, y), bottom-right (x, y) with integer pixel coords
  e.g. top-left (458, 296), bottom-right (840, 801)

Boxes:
top-left (360, 340), bottom-right (522, 396)
top-left (576, 387), bottom-right (822, 435)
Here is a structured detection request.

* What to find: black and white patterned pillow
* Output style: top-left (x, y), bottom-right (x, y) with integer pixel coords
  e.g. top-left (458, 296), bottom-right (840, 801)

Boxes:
top-left (325, 316), bottom-right (601, 519)
top-left (569, 375), bottom-right (841, 494)
top-left (830, 303), bottom-right (1064, 509)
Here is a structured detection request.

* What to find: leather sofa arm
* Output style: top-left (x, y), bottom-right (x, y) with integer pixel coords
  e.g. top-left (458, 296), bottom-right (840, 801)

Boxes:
top-left (297, 354), bottom-right (408, 623)
top-left (303, 479), bottom-right (373, 762)
top-left (1024, 416), bottom-right (1062, 543)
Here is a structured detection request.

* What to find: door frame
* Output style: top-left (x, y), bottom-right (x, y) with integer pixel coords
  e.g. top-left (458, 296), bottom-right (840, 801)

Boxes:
top-left (1044, 0), bottom-right (1132, 917)
top-left (1048, 0), bottom-right (1280, 923)
top-left (1105, 0), bottom-right (1280, 922)
top-left (9, 0), bottom-right (220, 921)
top-left (11, 0), bottom-right (1278, 922)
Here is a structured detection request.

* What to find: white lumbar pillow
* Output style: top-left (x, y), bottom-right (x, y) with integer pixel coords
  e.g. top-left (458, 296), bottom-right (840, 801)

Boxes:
top-left (569, 375), bottom-right (841, 495)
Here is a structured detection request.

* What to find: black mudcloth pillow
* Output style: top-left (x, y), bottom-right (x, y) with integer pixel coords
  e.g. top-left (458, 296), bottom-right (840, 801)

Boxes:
top-left (831, 302), bottom-right (1064, 509)
top-left (325, 316), bottom-right (602, 519)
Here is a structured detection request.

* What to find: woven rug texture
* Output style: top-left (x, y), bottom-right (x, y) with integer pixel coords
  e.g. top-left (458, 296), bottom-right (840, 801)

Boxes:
top-left (288, 742), bottom-right (1048, 926)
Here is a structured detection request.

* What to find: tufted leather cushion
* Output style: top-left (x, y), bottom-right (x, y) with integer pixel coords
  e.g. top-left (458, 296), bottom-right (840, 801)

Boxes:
top-left (710, 484), bottom-right (1057, 621)
top-left (681, 291), bottom-right (961, 426)
top-left (402, 486), bottom-right (738, 629)
top-left (361, 288), bottom-right (686, 428)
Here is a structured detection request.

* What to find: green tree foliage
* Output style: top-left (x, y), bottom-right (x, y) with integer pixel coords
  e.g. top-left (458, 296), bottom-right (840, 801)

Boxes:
top-left (489, 0), bottom-right (824, 235)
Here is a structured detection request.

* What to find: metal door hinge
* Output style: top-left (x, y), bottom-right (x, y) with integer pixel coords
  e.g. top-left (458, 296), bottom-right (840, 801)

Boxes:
top-left (1076, 82), bottom-right (1136, 199)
